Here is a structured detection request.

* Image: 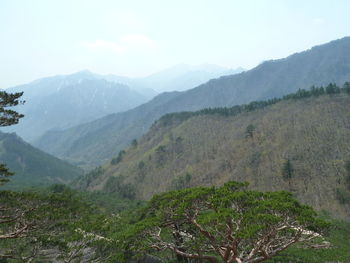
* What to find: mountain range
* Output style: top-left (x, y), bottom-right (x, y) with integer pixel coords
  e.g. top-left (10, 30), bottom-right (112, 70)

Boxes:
top-left (4, 64), bottom-right (240, 142)
top-left (34, 37), bottom-right (350, 168)
top-left (4, 72), bottom-right (150, 142)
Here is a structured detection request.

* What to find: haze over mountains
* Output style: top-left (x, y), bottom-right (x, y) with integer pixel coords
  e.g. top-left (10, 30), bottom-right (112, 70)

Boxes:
top-left (4, 64), bottom-right (240, 142)
top-left (4, 72), bottom-right (149, 142)
top-left (118, 64), bottom-right (245, 93)
top-left (34, 37), bottom-right (350, 168)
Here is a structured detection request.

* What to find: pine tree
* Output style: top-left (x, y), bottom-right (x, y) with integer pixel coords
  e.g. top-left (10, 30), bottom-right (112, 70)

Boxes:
top-left (282, 159), bottom-right (293, 179)
top-left (0, 91), bottom-right (24, 185)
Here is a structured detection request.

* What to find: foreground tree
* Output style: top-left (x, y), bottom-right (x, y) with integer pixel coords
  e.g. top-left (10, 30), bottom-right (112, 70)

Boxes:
top-left (0, 91), bottom-right (24, 126)
top-left (0, 90), bottom-right (24, 185)
top-left (126, 182), bottom-right (328, 263)
top-left (0, 187), bottom-right (114, 262)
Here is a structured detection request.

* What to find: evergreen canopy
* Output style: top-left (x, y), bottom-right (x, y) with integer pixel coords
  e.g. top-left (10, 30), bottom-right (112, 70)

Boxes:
top-left (0, 91), bottom-right (24, 185)
top-left (126, 182), bottom-right (328, 263)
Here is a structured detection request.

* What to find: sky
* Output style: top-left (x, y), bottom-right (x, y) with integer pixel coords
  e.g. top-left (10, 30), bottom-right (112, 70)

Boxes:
top-left (1, 0), bottom-right (350, 88)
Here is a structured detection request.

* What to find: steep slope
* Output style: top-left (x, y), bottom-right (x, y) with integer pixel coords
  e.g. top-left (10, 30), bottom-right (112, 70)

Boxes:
top-left (34, 91), bottom-right (182, 168)
top-left (4, 72), bottom-right (149, 141)
top-left (79, 93), bottom-right (350, 219)
top-left (0, 132), bottom-right (82, 189)
top-left (35, 37), bottom-right (350, 167)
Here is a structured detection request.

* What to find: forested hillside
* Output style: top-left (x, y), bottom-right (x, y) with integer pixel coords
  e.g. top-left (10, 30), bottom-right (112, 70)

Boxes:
top-left (78, 87), bottom-right (350, 219)
top-left (0, 132), bottom-right (82, 189)
top-left (35, 37), bottom-right (350, 167)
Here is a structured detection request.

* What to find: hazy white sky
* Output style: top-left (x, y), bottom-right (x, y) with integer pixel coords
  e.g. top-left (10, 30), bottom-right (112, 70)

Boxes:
top-left (1, 0), bottom-right (349, 88)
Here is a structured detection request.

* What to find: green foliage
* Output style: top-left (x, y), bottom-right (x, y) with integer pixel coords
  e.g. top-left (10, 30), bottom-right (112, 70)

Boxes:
top-left (0, 91), bottom-right (24, 127)
top-left (0, 188), bottom-right (115, 262)
top-left (0, 132), bottom-right (83, 190)
top-left (111, 150), bottom-right (126, 165)
top-left (335, 188), bottom-right (350, 204)
top-left (245, 124), bottom-right (255, 138)
top-left (1, 185), bottom-right (348, 263)
top-left (74, 166), bottom-right (104, 190)
top-left (325, 83), bottom-right (341, 94)
top-left (125, 182), bottom-right (328, 263)
top-left (0, 164), bottom-right (13, 186)
top-left (103, 175), bottom-right (136, 200)
top-left (266, 219), bottom-right (350, 263)
top-left (282, 159), bottom-right (293, 179)
top-left (0, 91), bottom-right (24, 186)
top-left (310, 85), bottom-right (325, 96)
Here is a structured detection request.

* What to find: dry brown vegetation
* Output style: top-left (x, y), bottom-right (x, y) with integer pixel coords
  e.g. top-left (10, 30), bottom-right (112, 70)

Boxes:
top-left (85, 94), bottom-right (350, 219)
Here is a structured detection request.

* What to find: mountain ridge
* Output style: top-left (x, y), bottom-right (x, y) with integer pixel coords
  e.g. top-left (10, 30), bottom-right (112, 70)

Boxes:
top-left (5, 64), bottom-right (241, 142)
top-left (34, 37), bottom-right (350, 167)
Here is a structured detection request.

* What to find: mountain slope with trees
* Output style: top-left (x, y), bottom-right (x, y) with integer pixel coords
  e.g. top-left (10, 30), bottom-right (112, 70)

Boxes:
top-left (78, 88), bottom-right (350, 219)
top-left (0, 131), bottom-right (82, 189)
top-left (35, 37), bottom-right (350, 167)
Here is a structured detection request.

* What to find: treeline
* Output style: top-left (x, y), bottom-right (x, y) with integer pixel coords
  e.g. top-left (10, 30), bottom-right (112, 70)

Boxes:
top-left (156, 82), bottom-right (350, 127)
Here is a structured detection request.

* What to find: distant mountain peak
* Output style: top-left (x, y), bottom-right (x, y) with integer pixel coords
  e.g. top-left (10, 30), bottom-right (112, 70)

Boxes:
top-left (71, 69), bottom-right (95, 77)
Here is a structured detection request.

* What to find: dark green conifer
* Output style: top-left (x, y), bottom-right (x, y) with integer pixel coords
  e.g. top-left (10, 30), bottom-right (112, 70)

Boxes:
top-left (282, 159), bottom-right (293, 179)
top-left (0, 91), bottom-right (24, 185)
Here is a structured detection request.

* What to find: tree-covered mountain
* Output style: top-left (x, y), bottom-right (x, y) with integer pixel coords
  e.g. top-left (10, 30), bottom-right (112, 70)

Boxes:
top-left (0, 131), bottom-right (82, 189)
top-left (34, 37), bottom-right (350, 167)
top-left (77, 90), bottom-right (350, 219)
